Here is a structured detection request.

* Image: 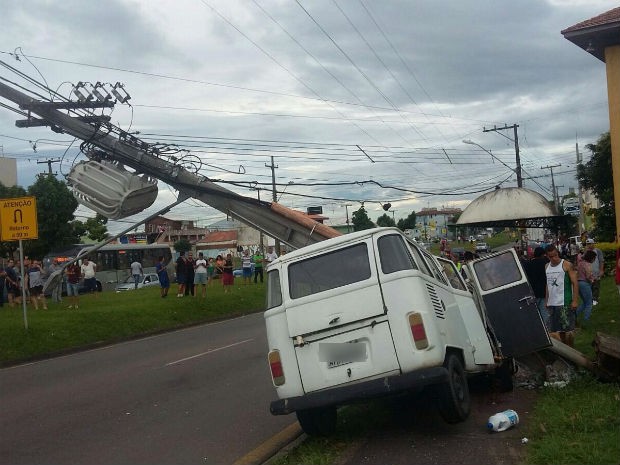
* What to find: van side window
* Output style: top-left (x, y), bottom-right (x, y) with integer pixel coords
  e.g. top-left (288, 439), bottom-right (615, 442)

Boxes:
top-left (473, 252), bottom-right (522, 291)
top-left (378, 234), bottom-right (417, 274)
top-left (288, 243), bottom-right (371, 299)
top-left (266, 270), bottom-right (282, 309)
top-left (437, 257), bottom-right (467, 291)
top-left (407, 244), bottom-right (432, 277)
top-left (419, 247), bottom-right (449, 285)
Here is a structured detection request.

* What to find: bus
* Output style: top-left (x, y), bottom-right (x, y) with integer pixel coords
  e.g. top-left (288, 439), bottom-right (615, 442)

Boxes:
top-left (43, 243), bottom-right (173, 291)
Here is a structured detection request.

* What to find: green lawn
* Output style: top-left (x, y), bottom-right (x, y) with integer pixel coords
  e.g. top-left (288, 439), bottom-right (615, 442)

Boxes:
top-left (0, 279), bottom-right (266, 366)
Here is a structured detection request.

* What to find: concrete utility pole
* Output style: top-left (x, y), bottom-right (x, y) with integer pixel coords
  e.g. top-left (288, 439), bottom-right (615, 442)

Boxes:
top-left (0, 81), bottom-right (339, 250)
top-left (576, 142), bottom-right (585, 235)
top-left (266, 155), bottom-right (281, 254)
top-left (483, 124), bottom-right (523, 187)
top-left (541, 164), bottom-right (562, 211)
top-left (37, 158), bottom-right (61, 176)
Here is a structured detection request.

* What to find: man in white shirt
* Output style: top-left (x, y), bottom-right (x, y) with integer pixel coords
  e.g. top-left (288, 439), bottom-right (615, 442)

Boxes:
top-left (130, 260), bottom-right (143, 290)
top-left (80, 258), bottom-right (98, 296)
top-left (265, 246), bottom-right (278, 268)
top-left (193, 252), bottom-right (208, 298)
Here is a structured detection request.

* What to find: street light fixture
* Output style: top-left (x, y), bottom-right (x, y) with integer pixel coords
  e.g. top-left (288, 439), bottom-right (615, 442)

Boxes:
top-left (462, 139), bottom-right (518, 178)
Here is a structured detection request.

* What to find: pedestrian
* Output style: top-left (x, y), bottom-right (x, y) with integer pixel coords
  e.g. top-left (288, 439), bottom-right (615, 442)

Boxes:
top-left (175, 252), bottom-right (186, 297)
top-left (155, 255), bottom-right (170, 298)
top-left (185, 251), bottom-right (195, 297)
top-left (130, 259), bottom-right (143, 290)
top-left (215, 254), bottom-right (224, 281)
top-left (222, 253), bottom-right (234, 293)
top-left (193, 252), bottom-right (208, 297)
top-left (265, 246), bottom-right (278, 267)
top-left (241, 249), bottom-right (252, 285)
top-left (47, 258), bottom-right (63, 303)
top-left (545, 244), bottom-right (579, 347)
top-left (27, 260), bottom-right (47, 310)
top-left (80, 257), bottom-right (98, 297)
top-left (524, 246), bottom-right (550, 330)
top-left (585, 239), bottom-right (605, 306)
top-left (253, 249), bottom-right (264, 283)
top-left (206, 257), bottom-right (215, 287)
top-left (65, 260), bottom-right (81, 309)
top-left (576, 250), bottom-right (596, 326)
top-left (6, 259), bottom-right (22, 307)
top-left (0, 263), bottom-right (6, 307)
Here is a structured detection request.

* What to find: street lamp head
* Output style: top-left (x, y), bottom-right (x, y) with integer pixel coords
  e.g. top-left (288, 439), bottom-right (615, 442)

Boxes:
top-left (382, 202), bottom-right (392, 211)
top-left (462, 139), bottom-right (474, 145)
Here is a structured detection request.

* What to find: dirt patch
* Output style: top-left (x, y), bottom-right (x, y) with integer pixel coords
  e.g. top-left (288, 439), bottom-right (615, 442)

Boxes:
top-left (337, 380), bottom-right (538, 465)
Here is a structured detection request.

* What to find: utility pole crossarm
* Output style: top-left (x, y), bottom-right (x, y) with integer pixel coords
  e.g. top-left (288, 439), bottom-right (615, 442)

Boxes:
top-left (0, 81), bottom-right (340, 249)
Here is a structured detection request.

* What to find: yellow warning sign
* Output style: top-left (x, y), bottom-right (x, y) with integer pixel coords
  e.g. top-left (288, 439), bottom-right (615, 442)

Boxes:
top-left (0, 196), bottom-right (38, 241)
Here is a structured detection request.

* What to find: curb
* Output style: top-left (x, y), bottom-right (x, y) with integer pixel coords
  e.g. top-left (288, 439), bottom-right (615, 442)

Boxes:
top-left (232, 422), bottom-right (304, 465)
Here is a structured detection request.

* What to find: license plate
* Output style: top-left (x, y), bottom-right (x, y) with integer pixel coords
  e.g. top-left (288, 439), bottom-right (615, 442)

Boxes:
top-left (319, 342), bottom-right (366, 368)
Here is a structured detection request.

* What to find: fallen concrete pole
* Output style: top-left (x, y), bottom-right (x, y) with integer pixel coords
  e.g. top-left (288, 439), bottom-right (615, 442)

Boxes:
top-left (549, 338), bottom-right (594, 372)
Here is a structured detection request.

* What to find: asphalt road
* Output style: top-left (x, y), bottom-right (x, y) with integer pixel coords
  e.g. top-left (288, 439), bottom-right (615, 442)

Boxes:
top-left (0, 313), bottom-right (294, 465)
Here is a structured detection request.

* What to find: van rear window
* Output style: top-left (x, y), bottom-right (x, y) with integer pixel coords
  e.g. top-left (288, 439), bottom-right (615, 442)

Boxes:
top-left (288, 243), bottom-right (371, 299)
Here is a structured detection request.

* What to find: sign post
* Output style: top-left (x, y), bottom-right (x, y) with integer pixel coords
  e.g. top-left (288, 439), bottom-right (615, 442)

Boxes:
top-left (0, 196), bottom-right (39, 330)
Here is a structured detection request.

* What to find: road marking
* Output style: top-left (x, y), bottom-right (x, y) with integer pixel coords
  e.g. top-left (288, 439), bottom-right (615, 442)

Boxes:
top-left (165, 338), bottom-right (254, 366)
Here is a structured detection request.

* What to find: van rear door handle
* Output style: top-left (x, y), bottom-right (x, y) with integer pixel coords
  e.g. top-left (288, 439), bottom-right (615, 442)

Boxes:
top-left (329, 317), bottom-right (340, 325)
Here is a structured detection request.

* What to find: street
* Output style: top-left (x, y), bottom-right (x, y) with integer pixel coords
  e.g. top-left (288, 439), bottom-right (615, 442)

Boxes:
top-left (0, 313), bottom-right (293, 465)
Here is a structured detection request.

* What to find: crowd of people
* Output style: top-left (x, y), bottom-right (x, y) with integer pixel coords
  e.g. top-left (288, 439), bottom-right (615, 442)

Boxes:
top-left (0, 255), bottom-right (100, 310)
top-left (171, 246), bottom-right (279, 298)
top-left (520, 239), bottom-right (609, 347)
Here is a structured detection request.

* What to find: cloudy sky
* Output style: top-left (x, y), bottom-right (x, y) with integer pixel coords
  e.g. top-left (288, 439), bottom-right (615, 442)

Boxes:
top-left (0, 0), bottom-right (615, 233)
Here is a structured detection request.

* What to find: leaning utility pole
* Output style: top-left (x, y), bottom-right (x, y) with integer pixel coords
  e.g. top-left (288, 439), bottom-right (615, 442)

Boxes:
top-left (541, 164), bottom-right (561, 210)
top-left (483, 124), bottom-right (523, 187)
top-left (0, 81), bottom-right (340, 249)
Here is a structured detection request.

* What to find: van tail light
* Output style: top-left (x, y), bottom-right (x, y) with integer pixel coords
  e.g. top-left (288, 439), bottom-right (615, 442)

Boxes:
top-left (268, 350), bottom-right (285, 386)
top-left (409, 313), bottom-right (429, 350)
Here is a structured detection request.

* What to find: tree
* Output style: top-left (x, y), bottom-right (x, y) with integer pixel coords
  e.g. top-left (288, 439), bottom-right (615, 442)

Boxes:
top-left (25, 176), bottom-right (81, 258)
top-left (396, 211), bottom-right (417, 231)
top-left (352, 206), bottom-right (374, 231)
top-left (376, 213), bottom-right (396, 227)
top-left (173, 238), bottom-right (192, 254)
top-left (576, 132), bottom-right (615, 241)
top-left (84, 213), bottom-right (109, 241)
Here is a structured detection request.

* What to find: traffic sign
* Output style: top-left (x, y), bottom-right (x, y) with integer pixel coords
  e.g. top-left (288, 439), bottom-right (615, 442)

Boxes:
top-left (0, 196), bottom-right (38, 241)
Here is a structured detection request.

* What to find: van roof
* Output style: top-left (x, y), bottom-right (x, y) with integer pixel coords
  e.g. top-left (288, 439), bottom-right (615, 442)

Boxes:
top-left (270, 227), bottom-right (404, 266)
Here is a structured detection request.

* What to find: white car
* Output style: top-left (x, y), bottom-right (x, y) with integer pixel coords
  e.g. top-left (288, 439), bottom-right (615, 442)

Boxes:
top-left (115, 273), bottom-right (160, 292)
top-left (475, 242), bottom-right (491, 253)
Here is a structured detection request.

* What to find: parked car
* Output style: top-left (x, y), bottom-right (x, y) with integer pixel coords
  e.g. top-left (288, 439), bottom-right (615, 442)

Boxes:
top-left (451, 247), bottom-right (466, 260)
top-left (475, 242), bottom-right (491, 253)
top-left (233, 263), bottom-right (255, 277)
top-left (115, 273), bottom-right (160, 292)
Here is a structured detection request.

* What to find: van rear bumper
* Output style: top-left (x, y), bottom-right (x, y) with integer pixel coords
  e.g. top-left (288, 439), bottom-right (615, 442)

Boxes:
top-left (270, 366), bottom-right (449, 415)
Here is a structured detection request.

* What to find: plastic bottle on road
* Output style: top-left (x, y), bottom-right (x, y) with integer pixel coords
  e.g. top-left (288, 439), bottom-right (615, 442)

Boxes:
top-left (487, 409), bottom-right (519, 432)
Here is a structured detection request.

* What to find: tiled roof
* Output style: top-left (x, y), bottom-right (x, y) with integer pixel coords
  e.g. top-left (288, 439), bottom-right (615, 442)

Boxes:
top-left (200, 230), bottom-right (238, 243)
top-left (561, 6), bottom-right (620, 34)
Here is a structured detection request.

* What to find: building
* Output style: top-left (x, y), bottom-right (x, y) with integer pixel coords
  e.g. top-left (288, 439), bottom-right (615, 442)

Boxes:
top-left (413, 207), bottom-right (462, 240)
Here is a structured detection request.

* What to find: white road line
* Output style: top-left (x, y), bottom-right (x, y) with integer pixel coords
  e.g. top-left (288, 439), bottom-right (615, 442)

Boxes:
top-left (165, 338), bottom-right (254, 366)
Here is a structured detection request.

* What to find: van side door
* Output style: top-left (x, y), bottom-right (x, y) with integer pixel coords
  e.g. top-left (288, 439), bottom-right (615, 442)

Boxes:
top-left (469, 249), bottom-right (551, 357)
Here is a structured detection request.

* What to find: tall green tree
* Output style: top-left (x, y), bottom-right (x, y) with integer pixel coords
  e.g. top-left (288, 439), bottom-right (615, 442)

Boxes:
top-left (396, 211), bottom-right (417, 231)
top-left (26, 175), bottom-right (81, 258)
top-left (376, 213), bottom-right (396, 227)
top-left (352, 206), bottom-right (375, 231)
top-left (84, 213), bottom-right (109, 241)
top-left (576, 132), bottom-right (615, 241)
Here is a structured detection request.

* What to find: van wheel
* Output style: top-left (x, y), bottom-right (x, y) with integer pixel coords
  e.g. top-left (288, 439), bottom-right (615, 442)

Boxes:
top-left (437, 354), bottom-right (471, 423)
top-left (96, 281), bottom-right (103, 292)
top-left (296, 406), bottom-right (337, 436)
